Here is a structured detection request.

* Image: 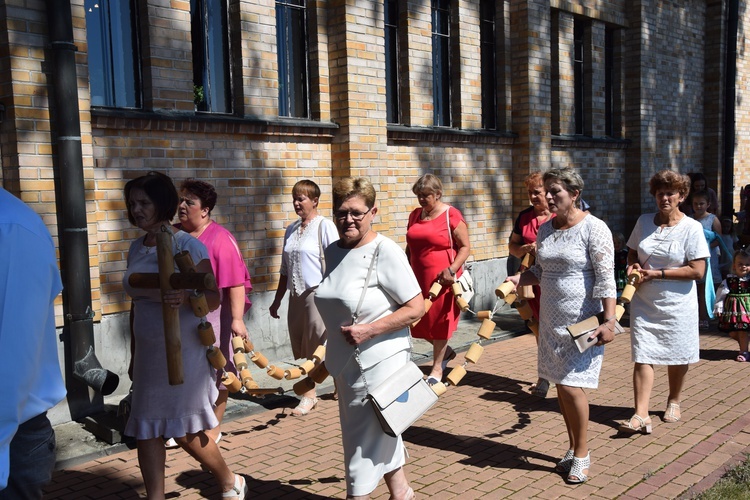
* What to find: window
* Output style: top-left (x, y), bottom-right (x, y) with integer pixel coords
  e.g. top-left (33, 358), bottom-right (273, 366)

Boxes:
top-left (480, 0), bottom-right (496, 130)
top-left (573, 19), bottom-right (585, 135)
top-left (605, 27), bottom-right (617, 137)
top-left (276, 0), bottom-right (310, 118)
top-left (432, 0), bottom-right (451, 127)
top-left (385, 0), bottom-right (400, 124)
top-left (86, 0), bottom-right (141, 108)
top-left (191, 0), bottom-right (232, 113)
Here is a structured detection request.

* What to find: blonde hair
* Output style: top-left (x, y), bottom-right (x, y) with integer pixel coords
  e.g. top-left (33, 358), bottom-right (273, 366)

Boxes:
top-left (332, 177), bottom-right (376, 209)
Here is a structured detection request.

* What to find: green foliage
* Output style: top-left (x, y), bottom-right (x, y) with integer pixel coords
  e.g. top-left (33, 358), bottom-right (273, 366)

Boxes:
top-left (193, 85), bottom-right (205, 105)
top-left (696, 454), bottom-right (750, 499)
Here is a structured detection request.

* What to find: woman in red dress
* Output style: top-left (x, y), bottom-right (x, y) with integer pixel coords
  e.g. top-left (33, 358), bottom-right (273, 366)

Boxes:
top-left (509, 171), bottom-right (554, 397)
top-left (406, 174), bottom-right (471, 384)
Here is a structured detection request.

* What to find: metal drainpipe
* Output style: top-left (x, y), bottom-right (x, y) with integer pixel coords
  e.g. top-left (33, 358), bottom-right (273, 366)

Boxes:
top-left (722, 0), bottom-right (739, 217)
top-left (46, 0), bottom-right (119, 419)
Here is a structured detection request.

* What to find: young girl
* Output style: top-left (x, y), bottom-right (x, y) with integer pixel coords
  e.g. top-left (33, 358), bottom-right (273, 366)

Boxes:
top-left (714, 247), bottom-right (750, 361)
top-left (693, 191), bottom-right (722, 328)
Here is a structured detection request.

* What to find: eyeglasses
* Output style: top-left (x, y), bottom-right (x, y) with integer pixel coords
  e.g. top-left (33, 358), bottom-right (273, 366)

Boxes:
top-left (334, 207), bottom-right (371, 221)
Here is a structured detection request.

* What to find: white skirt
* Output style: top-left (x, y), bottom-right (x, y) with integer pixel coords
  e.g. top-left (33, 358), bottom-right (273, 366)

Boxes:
top-left (336, 349), bottom-right (410, 496)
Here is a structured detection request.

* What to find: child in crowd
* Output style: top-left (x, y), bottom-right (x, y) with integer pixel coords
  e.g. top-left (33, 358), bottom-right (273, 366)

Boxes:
top-left (719, 218), bottom-right (737, 279)
top-left (714, 247), bottom-right (750, 361)
top-left (613, 232), bottom-right (628, 293)
top-left (692, 191), bottom-right (722, 329)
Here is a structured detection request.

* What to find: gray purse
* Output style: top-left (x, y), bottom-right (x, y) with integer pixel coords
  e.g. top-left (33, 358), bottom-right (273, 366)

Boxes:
top-left (352, 240), bottom-right (438, 437)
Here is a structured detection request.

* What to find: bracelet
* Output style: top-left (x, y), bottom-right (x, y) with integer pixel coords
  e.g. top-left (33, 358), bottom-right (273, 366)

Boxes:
top-left (448, 267), bottom-right (456, 277)
top-left (661, 269), bottom-right (666, 279)
top-left (604, 315), bottom-right (616, 322)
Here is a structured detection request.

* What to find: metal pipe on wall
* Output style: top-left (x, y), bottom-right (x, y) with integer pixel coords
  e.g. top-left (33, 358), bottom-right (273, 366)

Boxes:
top-left (46, 0), bottom-right (119, 420)
top-left (722, 0), bottom-right (739, 217)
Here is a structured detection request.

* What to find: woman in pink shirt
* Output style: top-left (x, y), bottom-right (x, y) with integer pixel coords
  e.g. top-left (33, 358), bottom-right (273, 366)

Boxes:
top-left (177, 179), bottom-right (252, 443)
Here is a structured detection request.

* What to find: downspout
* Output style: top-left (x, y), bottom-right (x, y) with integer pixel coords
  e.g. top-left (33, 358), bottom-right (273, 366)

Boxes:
top-left (46, 0), bottom-right (119, 419)
top-left (722, 0), bottom-right (739, 217)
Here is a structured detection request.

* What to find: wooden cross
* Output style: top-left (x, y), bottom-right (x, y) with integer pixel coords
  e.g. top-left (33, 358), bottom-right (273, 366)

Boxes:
top-left (128, 226), bottom-right (216, 385)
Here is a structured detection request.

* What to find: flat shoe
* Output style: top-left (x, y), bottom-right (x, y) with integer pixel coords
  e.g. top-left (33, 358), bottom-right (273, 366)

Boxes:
top-left (291, 396), bottom-right (318, 416)
top-left (663, 402), bottom-right (681, 423)
top-left (618, 414), bottom-right (652, 435)
top-left (440, 348), bottom-right (456, 372)
top-left (164, 437), bottom-right (179, 449)
top-left (426, 376), bottom-right (440, 386)
top-left (736, 351), bottom-right (750, 362)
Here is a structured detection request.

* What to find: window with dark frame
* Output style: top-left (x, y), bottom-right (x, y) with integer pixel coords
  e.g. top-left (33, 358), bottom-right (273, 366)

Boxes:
top-left (385, 0), bottom-right (400, 124)
top-left (276, 0), bottom-right (310, 118)
top-left (86, 0), bottom-right (142, 108)
top-left (480, 0), bottom-right (497, 130)
top-left (605, 27), bottom-right (615, 137)
top-left (191, 0), bottom-right (232, 113)
top-left (573, 18), bottom-right (585, 135)
top-left (432, 0), bottom-right (451, 127)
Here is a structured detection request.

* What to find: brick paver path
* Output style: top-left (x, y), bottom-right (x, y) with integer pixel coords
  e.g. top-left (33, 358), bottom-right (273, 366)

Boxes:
top-left (45, 327), bottom-right (750, 499)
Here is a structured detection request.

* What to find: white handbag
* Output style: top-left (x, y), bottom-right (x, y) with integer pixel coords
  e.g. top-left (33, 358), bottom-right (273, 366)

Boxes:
top-left (364, 360), bottom-right (438, 437)
top-left (446, 207), bottom-right (474, 303)
top-left (351, 240), bottom-right (438, 437)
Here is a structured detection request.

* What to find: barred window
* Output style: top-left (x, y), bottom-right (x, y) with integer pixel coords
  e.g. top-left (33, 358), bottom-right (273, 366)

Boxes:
top-left (276, 0), bottom-right (310, 118)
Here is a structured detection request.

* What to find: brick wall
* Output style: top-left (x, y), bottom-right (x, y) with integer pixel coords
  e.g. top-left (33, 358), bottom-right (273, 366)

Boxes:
top-left (0, 0), bottom-right (742, 394)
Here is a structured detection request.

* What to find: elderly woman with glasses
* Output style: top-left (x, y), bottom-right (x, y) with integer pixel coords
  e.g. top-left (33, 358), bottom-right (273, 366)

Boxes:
top-left (315, 177), bottom-right (423, 500)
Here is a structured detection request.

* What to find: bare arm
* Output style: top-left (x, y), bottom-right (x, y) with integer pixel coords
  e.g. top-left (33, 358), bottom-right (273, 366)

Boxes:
top-left (509, 231), bottom-right (536, 259)
top-left (439, 221), bottom-right (471, 283)
top-left (505, 268), bottom-right (540, 288)
top-left (341, 294), bottom-right (424, 346)
top-left (228, 285), bottom-right (249, 339)
top-left (629, 258), bottom-right (706, 283)
top-left (269, 274), bottom-right (288, 319)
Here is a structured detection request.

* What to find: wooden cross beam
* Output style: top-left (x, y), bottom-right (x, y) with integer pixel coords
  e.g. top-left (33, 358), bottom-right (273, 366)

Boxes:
top-left (128, 227), bottom-right (217, 385)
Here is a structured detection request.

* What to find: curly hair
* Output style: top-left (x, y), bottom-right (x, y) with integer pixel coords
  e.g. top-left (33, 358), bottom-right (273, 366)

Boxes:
top-left (524, 171), bottom-right (544, 190)
top-left (180, 178), bottom-right (218, 213)
top-left (648, 170), bottom-right (691, 198)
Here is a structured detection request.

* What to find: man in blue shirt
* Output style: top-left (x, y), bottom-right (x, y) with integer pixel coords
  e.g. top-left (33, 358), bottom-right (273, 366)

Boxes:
top-left (0, 187), bottom-right (66, 499)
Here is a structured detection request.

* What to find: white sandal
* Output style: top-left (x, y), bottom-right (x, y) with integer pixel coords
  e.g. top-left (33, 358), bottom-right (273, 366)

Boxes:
top-left (291, 396), bottom-right (318, 416)
top-left (222, 474), bottom-right (248, 499)
top-left (567, 453), bottom-right (590, 484)
top-left (555, 449), bottom-right (574, 473)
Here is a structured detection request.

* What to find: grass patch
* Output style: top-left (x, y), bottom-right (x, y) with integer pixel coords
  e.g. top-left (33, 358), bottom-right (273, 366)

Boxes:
top-left (696, 454), bottom-right (750, 499)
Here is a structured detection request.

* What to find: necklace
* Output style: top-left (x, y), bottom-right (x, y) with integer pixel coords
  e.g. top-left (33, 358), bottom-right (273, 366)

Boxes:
top-left (421, 203), bottom-right (443, 221)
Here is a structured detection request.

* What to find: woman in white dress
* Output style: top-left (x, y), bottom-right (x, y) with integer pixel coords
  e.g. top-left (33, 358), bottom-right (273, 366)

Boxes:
top-left (506, 168), bottom-right (617, 484)
top-left (314, 177), bottom-right (423, 500)
top-left (122, 172), bottom-right (247, 499)
top-left (269, 179), bottom-right (339, 415)
top-left (619, 170), bottom-right (709, 435)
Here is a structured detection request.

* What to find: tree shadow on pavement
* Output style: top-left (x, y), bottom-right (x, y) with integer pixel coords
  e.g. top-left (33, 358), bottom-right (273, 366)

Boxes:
top-left (175, 471), bottom-right (338, 499)
top-left (404, 425), bottom-right (558, 472)
top-left (700, 348), bottom-right (736, 361)
top-left (45, 469), bottom-right (144, 499)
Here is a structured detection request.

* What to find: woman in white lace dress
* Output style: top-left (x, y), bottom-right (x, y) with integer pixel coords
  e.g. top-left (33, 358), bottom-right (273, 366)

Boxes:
top-left (269, 179), bottom-right (339, 415)
top-left (506, 168), bottom-right (617, 485)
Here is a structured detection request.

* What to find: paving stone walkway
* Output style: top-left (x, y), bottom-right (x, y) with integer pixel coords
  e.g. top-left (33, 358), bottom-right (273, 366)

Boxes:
top-left (45, 318), bottom-right (750, 499)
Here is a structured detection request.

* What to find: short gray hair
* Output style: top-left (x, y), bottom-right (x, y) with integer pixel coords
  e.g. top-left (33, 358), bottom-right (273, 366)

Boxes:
top-left (543, 168), bottom-right (584, 209)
